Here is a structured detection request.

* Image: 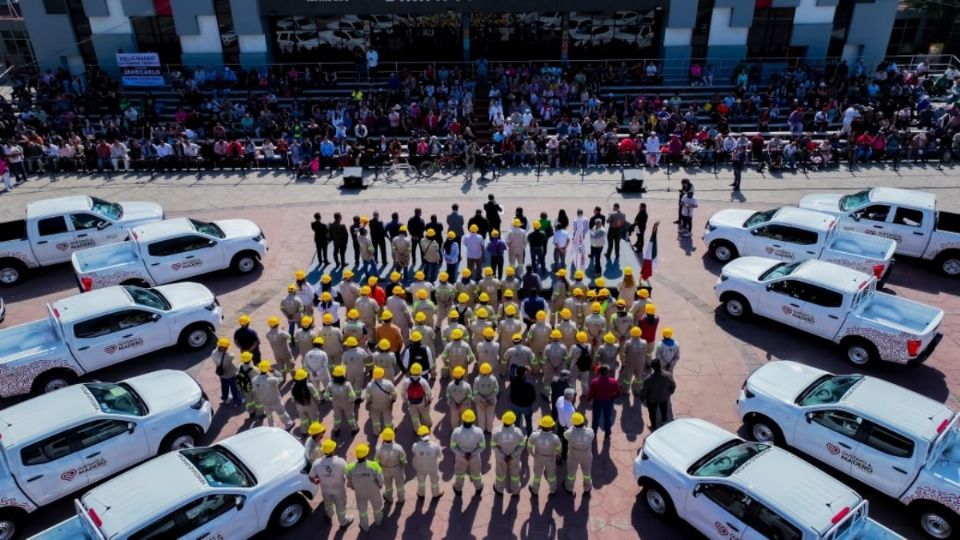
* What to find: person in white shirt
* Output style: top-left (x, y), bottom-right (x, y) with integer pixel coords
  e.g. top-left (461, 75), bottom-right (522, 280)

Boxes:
top-left (552, 226), bottom-right (570, 268)
top-left (365, 48), bottom-right (378, 80)
top-left (45, 142), bottom-right (60, 173)
top-left (183, 139), bottom-right (202, 176)
top-left (462, 227), bottom-right (485, 278)
top-left (679, 191), bottom-right (697, 236)
top-left (110, 140), bottom-right (130, 172)
top-left (644, 134), bottom-right (660, 167)
top-left (555, 388), bottom-right (576, 458)
top-left (571, 209), bottom-right (589, 270)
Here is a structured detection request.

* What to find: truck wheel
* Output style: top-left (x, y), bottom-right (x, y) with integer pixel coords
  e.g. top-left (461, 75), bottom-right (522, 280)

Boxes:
top-left (0, 509), bottom-right (26, 540)
top-left (160, 426), bottom-right (201, 453)
top-left (0, 259), bottom-right (25, 287)
top-left (231, 251), bottom-right (259, 275)
top-left (31, 369), bottom-right (77, 395)
top-left (721, 293), bottom-right (752, 320)
top-left (913, 502), bottom-right (957, 539)
top-left (640, 480), bottom-right (676, 520)
top-left (935, 250), bottom-right (960, 278)
top-left (179, 324), bottom-right (212, 350)
top-left (711, 241), bottom-right (738, 263)
top-left (269, 494), bottom-right (309, 532)
top-left (842, 338), bottom-right (878, 368)
top-left (746, 415), bottom-right (784, 445)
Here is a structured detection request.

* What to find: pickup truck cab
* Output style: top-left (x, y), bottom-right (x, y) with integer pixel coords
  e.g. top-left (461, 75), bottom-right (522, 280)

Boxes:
top-left (0, 370), bottom-right (212, 539)
top-left (715, 257), bottom-right (943, 367)
top-left (72, 218), bottom-right (267, 291)
top-left (28, 428), bottom-right (316, 540)
top-left (799, 187), bottom-right (960, 277)
top-left (703, 206), bottom-right (896, 281)
top-left (0, 196), bottom-right (163, 286)
top-left (739, 360), bottom-right (960, 539)
top-left (0, 284), bottom-right (222, 398)
top-left (633, 418), bottom-right (903, 540)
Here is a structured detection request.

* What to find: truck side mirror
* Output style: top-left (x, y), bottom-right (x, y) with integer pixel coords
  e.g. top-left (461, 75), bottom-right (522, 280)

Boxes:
top-left (750, 229), bottom-right (759, 236)
top-left (850, 213), bottom-right (861, 222)
top-left (127, 422), bottom-right (137, 434)
top-left (97, 221), bottom-right (111, 230)
top-left (804, 412), bottom-right (814, 424)
top-left (235, 496), bottom-right (245, 511)
top-left (150, 313), bottom-right (161, 322)
top-left (692, 484), bottom-right (703, 497)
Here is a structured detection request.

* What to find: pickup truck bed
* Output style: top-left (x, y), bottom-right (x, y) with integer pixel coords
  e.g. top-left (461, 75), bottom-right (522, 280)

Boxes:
top-left (858, 294), bottom-right (942, 335)
top-left (849, 519), bottom-right (905, 540)
top-left (27, 516), bottom-right (89, 540)
top-left (72, 243), bottom-right (139, 273)
top-left (829, 234), bottom-right (892, 262)
top-left (0, 319), bottom-right (62, 362)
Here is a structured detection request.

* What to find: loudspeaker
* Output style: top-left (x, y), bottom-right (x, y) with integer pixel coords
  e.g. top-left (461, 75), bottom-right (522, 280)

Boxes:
top-left (618, 169), bottom-right (645, 194)
top-left (342, 167), bottom-right (363, 189)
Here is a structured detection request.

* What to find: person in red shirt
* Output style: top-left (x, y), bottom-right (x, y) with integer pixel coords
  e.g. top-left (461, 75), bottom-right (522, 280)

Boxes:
top-left (617, 135), bottom-right (637, 166)
top-left (588, 366), bottom-right (621, 437)
top-left (855, 131), bottom-right (874, 163)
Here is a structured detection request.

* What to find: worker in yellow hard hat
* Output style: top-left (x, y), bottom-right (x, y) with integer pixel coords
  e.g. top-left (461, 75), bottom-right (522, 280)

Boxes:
top-left (252, 360), bottom-right (294, 430)
top-left (376, 427), bottom-right (408, 502)
top-left (411, 424), bottom-right (443, 499)
top-left (506, 217), bottom-right (527, 268)
top-left (446, 366), bottom-right (474, 429)
top-left (450, 408), bottom-right (485, 494)
top-left (528, 415), bottom-right (562, 495)
top-left (265, 315), bottom-right (294, 378)
top-left (289, 368), bottom-right (322, 432)
top-left (233, 314), bottom-right (261, 364)
top-left (564, 412), bottom-right (595, 493)
top-left (308, 439), bottom-right (354, 528)
top-left (280, 285), bottom-right (304, 338)
top-left (212, 336), bottom-right (244, 407)
top-left (401, 362), bottom-right (433, 431)
top-left (346, 443), bottom-right (384, 532)
top-left (304, 420), bottom-right (327, 462)
top-left (324, 364), bottom-right (358, 436)
top-left (364, 366), bottom-right (397, 434)
top-left (236, 351), bottom-right (258, 417)
top-left (391, 222), bottom-right (412, 275)
top-left (492, 411), bottom-right (526, 495)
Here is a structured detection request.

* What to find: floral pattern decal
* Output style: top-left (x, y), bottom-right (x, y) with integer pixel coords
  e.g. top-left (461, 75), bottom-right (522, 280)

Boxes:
top-left (87, 269), bottom-right (151, 290)
top-left (843, 326), bottom-right (911, 364)
top-left (902, 484), bottom-right (960, 513)
top-left (0, 357), bottom-right (79, 398)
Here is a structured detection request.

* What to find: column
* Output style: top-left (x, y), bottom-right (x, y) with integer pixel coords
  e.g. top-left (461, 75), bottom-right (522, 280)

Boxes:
top-left (789, 0), bottom-right (836, 60)
top-left (843, 0), bottom-right (898, 70)
top-left (663, 0), bottom-right (698, 84)
top-left (171, 0), bottom-right (223, 67)
top-left (20, 1), bottom-right (83, 73)
top-left (229, 0), bottom-right (269, 67)
top-left (707, 0), bottom-right (754, 79)
top-left (86, 0), bottom-right (139, 73)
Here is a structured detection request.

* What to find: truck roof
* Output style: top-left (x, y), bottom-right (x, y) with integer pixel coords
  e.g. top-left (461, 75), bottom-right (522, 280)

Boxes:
top-left (0, 384), bottom-right (99, 447)
top-left (52, 286), bottom-right (134, 324)
top-left (645, 418), bottom-right (737, 471)
top-left (792, 260), bottom-right (871, 294)
top-left (773, 207), bottom-right (836, 232)
top-left (844, 377), bottom-right (954, 443)
top-left (870, 187), bottom-right (936, 211)
top-left (732, 447), bottom-right (862, 535)
top-left (130, 218), bottom-right (196, 244)
top-left (25, 196), bottom-right (93, 219)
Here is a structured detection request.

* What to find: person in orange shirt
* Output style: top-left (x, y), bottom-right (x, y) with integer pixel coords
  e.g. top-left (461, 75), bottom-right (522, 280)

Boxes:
top-left (376, 310), bottom-right (403, 357)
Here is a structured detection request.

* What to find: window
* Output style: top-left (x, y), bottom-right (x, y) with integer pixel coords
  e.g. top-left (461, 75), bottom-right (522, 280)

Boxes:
top-left (797, 375), bottom-right (864, 406)
top-left (189, 219), bottom-right (225, 239)
top-left (767, 279), bottom-right (802, 298)
top-left (115, 309), bottom-right (156, 330)
top-left (855, 205), bottom-right (890, 223)
top-left (747, 8), bottom-right (794, 58)
top-left (691, 442), bottom-right (770, 477)
top-left (744, 209), bottom-right (778, 228)
top-left (839, 190), bottom-right (872, 212)
top-left (750, 504), bottom-right (802, 540)
top-left (73, 420), bottom-right (129, 449)
top-left (148, 236), bottom-right (213, 257)
top-left (183, 495), bottom-right (239, 528)
top-left (810, 410), bottom-right (863, 438)
top-left (43, 0), bottom-right (67, 14)
top-left (795, 283), bottom-right (843, 308)
top-left (759, 262), bottom-right (802, 281)
top-left (700, 484), bottom-right (751, 520)
top-left (130, 512), bottom-right (180, 540)
top-left (125, 286), bottom-right (171, 311)
top-left (71, 213), bottom-right (104, 231)
top-left (893, 208), bottom-right (924, 228)
top-left (84, 383), bottom-right (146, 416)
top-left (755, 225), bottom-right (818, 245)
top-left (37, 216), bottom-right (68, 236)
top-left (864, 424), bottom-right (914, 458)
top-left (179, 447), bottom-right (254, 487)
top-left (20, 433), bottom-right (72, 465)
top-left (74, 314), bottom-right (118, 339)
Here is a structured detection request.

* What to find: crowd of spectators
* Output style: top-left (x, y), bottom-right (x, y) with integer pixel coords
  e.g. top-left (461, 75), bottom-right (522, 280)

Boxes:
top-left (1, 55), bottom-right (959, 184)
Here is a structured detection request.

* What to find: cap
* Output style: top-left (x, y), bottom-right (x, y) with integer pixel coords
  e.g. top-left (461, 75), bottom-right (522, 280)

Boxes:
top-left (361, 285), bottom-right (372, 295)
top-left (343, 269), bottom-right (354, 279)
top-left (347, 309), bottom-right (360, 320)
top-left (322, 313), bottom-right (334, 324)
top-left (505, 266), bottom-right (516, 276)
top-left (505, 305), bottom-right (517, 316)
top-left (373, 366), bottom-right (385, 379)
top-left (238, 315), bottom-right (251, 326)
top-left (381, 309), bottom-right (393, 321)
top-left (574, 270), bottom-right (585, 280)
top-left (536, 310), bottom-right (546, 321)
top-left (417, 425), bottom-right (430, 437)
top-left (438, 271), bottom-right (448, 282)
top-left (300, 315), bottom-right (313, 327)
top-left (426, 229), bottom-right (436, 237)
top-left (390, 271), bottom-right (402, 282)
top-left (638, 289), bottom-right (650, 299)
top-left (391, 285), bottom-right (404, 296)
top-left (411, 331), bottom-right (423, 342)
top-left (556, 268), bottom-right (567, 277)
top-left (451, 328), bottom-right (464, 340)
top-left (483, 267), bottom-right (493, 276)
top-left (321, 274), bottom-right (332, 284)
top-left (502, 411), bottom-right (517, 425)
top-left (512, 333), bottom-right (523, 343)
top-left (367, 276), bottom-right (378, 285)
top-left (287, 284), bottom-right (297, 293)
top-left (469, 224), bottom-right (479, 233)
top-left (258, 360), bottom-right (271, 373)
top-left (417, 289), bottom-right (428, 299)
top-left (296, 270), bottom-right (306, 280)
top-left (447, 231), bottom-right (457, 239)
top-left (503, 289), bottom-right (514, 298)
top-left (663, 327), bottom-right (674, 339)
top-left (483, 327), bottom-right (495, 339)
top-left (550, 329), bottom-right (562, 340)
top-left (572, 412), bottom-right (586, 426)
top-left (478, 292), bottom-right (490, 302)
top-left (604, 332), bottom-right (617, 344)
top-left (591, 302), bottom-right (602, 313)
top-left (491, 229), bottom-right (500, 237)
top-left (645, 303), bottom-right (656, 315)
top-left (449, 309), bottom-right (460, 319)
top-left (576, 331), bottom-right (588, 343)
top-left (476, 307), bottom-right (488, 319)
top-left (616, 299), bottom-right (627, 308)
top-left (513, 218), bottom-right (522, 227)
top-left (321, 292), bottom-right (332, 302)
top-left (624, 266), bottom-right (634, 276)
top-left (415, 271), bottom-right (426, 281)
top-left (313, 336), bottom-right (325, 345)
top-left (630, 326), bottom-right (642, 338)
top-left (409, 363), bottom-right (423, 375)
top-left (355, 443), bottom-right (370, 459)
top-left (381, 427), bottom-right (395, 441)
top-left (332, 364), bottom-right (346, 377)
top-left (267, 316), bottom-right (280, 327)
top-left (457, 292), bottom-right (469, 303)
top-left (240, 351), bottom-right (253, 363)
top-left (560, 308), bottom-right (572, 320)
top-left (532, 221), bottom-right (542, 230)
top-left (572, 288), bottom-right (584, 297)
top-left (461, 409), bottom-right (476, 423)
top-left (415, 311), bottom-right (426, 323)
top-left (344, 336), bottom-right (359, 347)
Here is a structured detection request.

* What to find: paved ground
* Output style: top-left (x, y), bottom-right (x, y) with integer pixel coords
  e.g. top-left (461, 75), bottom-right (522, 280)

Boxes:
top-left (3, 163), bottom-right (959, 539)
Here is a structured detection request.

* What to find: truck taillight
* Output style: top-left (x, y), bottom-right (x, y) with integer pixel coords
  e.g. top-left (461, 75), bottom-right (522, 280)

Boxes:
top-left (872, 265), bottom-right (884, 279)
top-left (87, 508), bottom-right (102, 527)
top-left (830, 506), bottom-right (850, 524)
top-left (81, 277), bottom-right (93, 291)
top-left (908, 340), bottom-right (922, 356)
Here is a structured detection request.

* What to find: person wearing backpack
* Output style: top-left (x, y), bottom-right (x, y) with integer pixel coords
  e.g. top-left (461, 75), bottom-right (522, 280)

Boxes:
top-left (566, 331), bottom-right (594, 398)
top-left (400, 331), bottom-right (434, 377)
top-left (401, 363), bottom-right (433, 430)
top-left (236, 352), bottom-right (258, 419)
top-left (211, 337), bottom-right (244, 408)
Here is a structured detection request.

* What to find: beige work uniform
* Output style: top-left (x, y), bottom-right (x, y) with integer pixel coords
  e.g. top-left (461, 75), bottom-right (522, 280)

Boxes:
top-left (289, 381), bottom-right (322, 430)
top-left (563, 297), bottom-right (585, 326)
top-left (450, 424), bottom-right (486, 491)
top-left (434, 283), bottom-right (456, 327)
top-left (445, 380), bottom-right (474, 429)
top-left (324, 381), bottom-right (357, 432)
top-left (556, 319), bottom-right (578, 348)
top-left (386, 296), bottom-right (413, 341)
top-left (339, 281), bottom-right (361, 310)
top-left (497, 317), bottom-right (524, 375)
top-left (654, 339), bottom-right (681, 379)
top-left (401, 376), bottom-right (433, 429)
top-left (356, 295), bottom-right (380, 333)
top-left (500, 277), bottom-right (520, 300)
top-left (473, 373), bottom-right (500, 432)
top-left (310, 456), bottom-right (350, 525)
top-left (595, 343), bottom-right (620, 376)
top-left (566, 343), bottom-right (594, 396)
top-left (584, 314), bottom-right (607, 350)
top-left (541, 342), bottom-right (569, 400)
top-left (371, 351), bottom-right (397, 380)
top-left (251, 370), bottom-right (291, 427)
top-left (376, 441), bottom-right (408, 501)
top-left (610, 312), bottom-right (633, 355)
top-left (468, 319), bottom-right (494, 356)
top-left (506, 227), bottom-right (526, 267)
top-left (439, 340), bottom-right (475, 379)
top-left (342, 320), bottom-right (367, 346)
top-left (294, 327), bottom-right (316, 363)
top-left (411, 324), bottom-right (437, 357)
top-left (504, 344), bottom-right (534, 375)
top-left (280, 293), bottom-right (303, 328)
top-left (621, 337), bottom-right (648, 394)
top-left (304, 437), bottom-right (324, 464)
top-left (364, 378), bottom-right (397, 432)
top-left (342, 346), bottom-right (370, 394)
top-left (491, 424), bottom-right (526, 493)
top-left (564, 426), bottom-right (596, 492)
top-left (476, 340), bottom-right (500, 378)
top-left (392, 235), bottom-right (411, 267)
top-left (411, 437), bottom-right (442, 498)
top-left (265, 327), bottom-right (294, 374)
top-left (346, 460), bottom-right (384, 531)
top-left (412, 299), bottom-right (437, 328)
top-left (477, 277), bottom-right (501, 309)
top-left (526, 322), bottom-right (552, 365)
top-left (527, 429), bottom-right (562, 493)
top-left (303, 347), bottom-right (330, 391)
top-left (319, 325), bottom-right (344, 364)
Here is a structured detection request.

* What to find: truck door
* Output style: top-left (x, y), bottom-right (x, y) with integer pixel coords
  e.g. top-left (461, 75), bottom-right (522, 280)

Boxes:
top-left (745, 225), bottom-right (810, 262)
top-left (848, 422), bottom-right (919, 496)
top-left (69, 212), bottom-right (121, 248)
top-left (31, 216), bottom-right (75, 265)
top-left (17, 431), bottom-right (87, 505)
top-left (70, 418), bottom-right (150, 485)
top-left (147, 235), bottom-right (223, 284)
top-left (792, 409), bottom-right (859, 477)
top-left (849, 204), bottom-right (898, 244)
top-left (792, 282), bottom-right (846, 339)
top-left (741, 502), bottom-right (802, 540)
top-left (757, 279), bottom-right (807, 326)
top-left (181, 494), bottom-right (257, 540)
top-left (886, 207), bottom-right (928, 257)
top-left (71, 309), bottom-right (172, 371)
top-left (685, 483), bottom-right (752, 540)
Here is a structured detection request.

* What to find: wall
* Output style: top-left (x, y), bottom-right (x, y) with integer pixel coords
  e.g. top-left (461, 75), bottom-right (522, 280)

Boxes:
top-left (20, 1), bottom-right (84, 73)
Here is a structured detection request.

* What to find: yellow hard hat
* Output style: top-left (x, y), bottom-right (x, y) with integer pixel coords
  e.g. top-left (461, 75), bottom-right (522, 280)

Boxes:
top-left (321, 274), bottom-right (332, 284)
top-left (367, 276), bottom-right (378, 285)
top-left (373, 366), bottom-right (385, 379)
top-left (512, 333), bottom-right (523, 343)
top-left (344, 336), bottom-right (359, 348)
top-left (505, 305), bottom-right (517, 316)
top-left (308, 422), bottom-right (325, 436)
top-left (267, 316), bottom-right (280, 328)
top-left (411, 331), bottom-right (423, 342)
top-left (572, 412), bottom-right (586, 426)
top-left (451, 328), bottom-right (465, 340)
top-left (322, 439), bottom-right (337, 454)
top-left (296, 270), bottom-right (306, 280)
top-left (491, 229), bottom-right (500, 237)
top-left (343, 269), bottom-right (354, 279)
top-left (449, 309), bottom-right (460, 319)
top-left (461, 409), bottom-right (476, 423)
top-left (638, 289), bottom-right (650, 299)
top-left (360, 216), bottom-right (369, 224)
top-left (616, 299), bottom-right (627, 308)
top-left (513, 218), bottom-right (522, 227)
top-left (532, 221), bottom-right (542, 230)
top-left (447, 231), bottom-right (457, 239)
top-left (596, 278), bottom-right (606, 287)
top-left (240, 351), bottom-right (253, 363)
top-left (645, 303), bottom-right (656, 315)
top-left (469, 224), bottom-right (479, 233)
top-left (347, 309), bottom-right (360, 320)
top-left (479, 362), bottom-right (493, 375)
top-left (294, 368), bottom-right (308, 381)
top-left (461, 268), bottom-right (471, 278)
top-left (476, 307), bottom-right (488, 319)
top-left (483, 267), bottom-right (493, 276)
top-left (415, 271), bottom-right (426, 281)
top-left (300, 315), bottom-right (313, 327)
top-left (478, 292), bottom-right (490, 302)
top-left (502, 411), bottom-right (517, 425)
top-left (392, 285), bottom-right (405, 295)
top-left (556, 268), bottom-right (567, 277)
top-left (574, 270), bottom-right (585, 280)
top-left (381, 309), bottom-right (393, 321)
top-left (604, 332), bottom-right (617, 345)
top-left (239, 314), bottom-right (251, 326)
top-left (573, 288), bottom-right (584, 297)
top-left (381, 427), bottom-right (395, 441)
top-left (452, 366), bottom-right (466, 379)
top-left (560, 308), bottom-right (572, 320)
top-left (576, 331), bottom-right (588, 343)
top-left (536, 310), bottom-right (546, 321)
top-left (483, 327), bottom-right (495, 339)
top-left (321, 292), bottom-right (332, 302)
top-left (505, 266), bottom-right (516, 276)
top-left (361, 285), bottom-right (372, 295)
top-left (663, 327), bottom-right (674, 339)
top-left (410, 363), bottom-right (423, 376)
top-left (332, 364), bottom-right (346, 377)
top-left (550, 329), bottom-right (562, 340)
top-left (287, 284), bottom-right (297, 293)
top-left (457, 292), bottom-right (469, 303)
top-left (399, 225), bottom-right (408, 232)
top-left (587, 290), bottom-right (597, 299)
top-left (503, 289), bottom-right (514, 298)
top-left (425, 229), bottom-right (436, 237)
top-left (258, 360), bottom-right (271, 373)
top-left (390, 271), bottom-right (402, 282)
top-left (417, 289), bottom-right (428, 299)
top-left (417, 424), bottom-right (430, 437)
top-left (539, 415), bottom-right (556, 429)
top-left (624, 266), bottom-right (634, 276)
top-left (591, 302), bottom-right (602, 313)
top-left (599, 288), bottom-right (610, 298)
top-left (378, 338), bottom-right (391, 351)
top-left (414, 311), bottom-right (426, 323)
top-left (322, 313), bottom-right (334, 324)
top-left (630, 326), bottom-right (642, 338)
top-left (355, 443), bottom-right (370, 459)
top-left (438, 271), bottom-right (449, 282)
top-left (313, 336), bottom-right (325, 345)
top-left (217, 337), bottom-right (230, 348)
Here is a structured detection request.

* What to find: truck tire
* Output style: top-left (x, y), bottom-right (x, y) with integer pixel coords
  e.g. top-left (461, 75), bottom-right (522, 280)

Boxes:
top-left (31, 369), bottom-right (77, 396)
top-left (720, 293), bottom-right (752, 320)
top-left (0, 259), bottom-right (26, 287)
top-left (710, 240), bottom-right (738, 263)
top-left (935, 250), bottom-right (960, 278)
top-left (912, 501), bottom-right (957, 539)
top-left (231, 251), bottom-right (259, 275)
top-left (0, 508), bottom-right (26, 540)
top-left (745, 414), bottom-right (785, 445)
top-left (159, 426), bottom-right (201, 453)
top-left (841, 337), bottom-right (878, 368)
top-left (269, 494), bottom-right (309, 532)
top-left (179, 324), bottom-right (212, 351)
top-left (640, 480), bottom-right (676, 520)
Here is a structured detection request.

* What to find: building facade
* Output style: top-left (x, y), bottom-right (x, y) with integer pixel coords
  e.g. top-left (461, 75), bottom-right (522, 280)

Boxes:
top-left (22, 0), bottom-right (911, 77)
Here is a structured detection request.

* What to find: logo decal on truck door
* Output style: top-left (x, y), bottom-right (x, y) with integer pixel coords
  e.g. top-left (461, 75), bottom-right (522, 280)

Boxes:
top-left (104, 336), bottom-right (144, 354)
top-left (61, 457), bottom-right (107, 481)
top-left (171, 259), bottom-right (203, 271)
top-left (55, 239), bottom-right (96, 251)
top-left (863, 229), bottom-right (902, 243)
top-left (781, 305), bottom-right (815, 324)
top-left (764, 246), bottom-right (795, 260)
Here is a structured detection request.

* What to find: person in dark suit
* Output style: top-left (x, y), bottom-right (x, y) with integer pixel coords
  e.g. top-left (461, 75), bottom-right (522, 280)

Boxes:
top-left (369, 211), bottom-right (387, 265)
top-left (311, 213), bottom-right (329, 265)
top-left (330, 213), bottom-right (349, 267)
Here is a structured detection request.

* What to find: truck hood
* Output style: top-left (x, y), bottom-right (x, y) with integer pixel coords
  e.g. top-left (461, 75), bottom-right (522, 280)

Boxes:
top-left (643, 419), bottom-right (737, 472)
top-left (708, 209), bottom-right (756, 230)
top-left (215, 219), bottom-right (262, 240)
top-left (154, 282), bottom-right (215, 310)
top-left (125, 370), bottom-right (202, 413)
top-left (721, 256), bottom-right (780, 282)
top-left (219, 427), bottom-right (304, 483)
top-left (798, 193), bottom-right (844, 215)
top-left (747, 361), bottom-right (830, 403)
top-left (117, 201), bottom-right (164, 226)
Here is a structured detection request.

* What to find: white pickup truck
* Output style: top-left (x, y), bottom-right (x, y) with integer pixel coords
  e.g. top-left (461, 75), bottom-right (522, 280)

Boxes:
top-left (633, 418), bottom-right (904, 540)
top-left (72, 218), bottom-right (267, 291)
top-left (0, 284), bottom-right (222, 398)
top-left (703, 206), bottom-right (896, 281)
top-left (29, 428), bottom-right (316, 540)
top-left (0, 370), bottom-right (212, 539)
top-left (799, 187), bottom-right (960, 277)
top-left (0, 196), bottom-right (163, 286)
top-left (739, 360), bottom-right (960, 539)
top-left (715, 257), bottom-right (943, 367)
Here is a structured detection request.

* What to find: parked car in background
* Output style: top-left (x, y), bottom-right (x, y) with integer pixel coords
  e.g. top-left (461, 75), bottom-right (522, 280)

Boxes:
top-left (316, 29), bottom-right (366, 50)
top-left (276, 16), bottom-right (317, 32)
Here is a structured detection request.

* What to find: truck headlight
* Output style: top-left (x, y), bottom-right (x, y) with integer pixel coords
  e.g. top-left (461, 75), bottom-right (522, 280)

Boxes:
top-left (254, 231), bottom-right (265, 242)
top-left (204, 300), bottom-right (219, 311)
top-left (705, 222), bottom-right (717, 232)
top-left (191, 392), bottom-right (208, 410)
top-left (720, 275), bottom-right (729, 282)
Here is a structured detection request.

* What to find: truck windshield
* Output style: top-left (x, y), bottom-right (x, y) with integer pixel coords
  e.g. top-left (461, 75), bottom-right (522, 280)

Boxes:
top-left (83, 383), bottom-right (147, 416)
top-left (689, 441), bottom-right (770, 477)
top-left (839, 190), bottom-right (872, 212)
top-left (124, 286), bottom-right (171, 311)
top-left (179, 447), bottom-right (254, 487)
top-left (744, 208), bottom-right (779, 228)
top-left (759, 261), bottom-right (803, 281)
top-left (189, 219), bottom-right (225, 239)
top-left (89, 197), bottom-right (122, 220)
top-left (796, 375), bottom-right (864, 406)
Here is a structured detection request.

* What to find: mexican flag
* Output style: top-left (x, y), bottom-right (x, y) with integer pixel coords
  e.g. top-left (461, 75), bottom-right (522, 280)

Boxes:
top-left (641, 222), bottom-right (659, 280)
